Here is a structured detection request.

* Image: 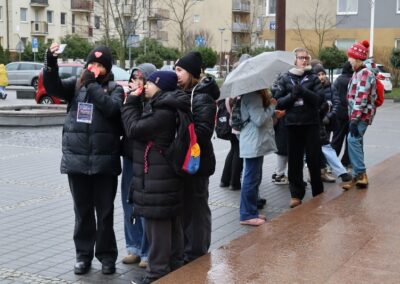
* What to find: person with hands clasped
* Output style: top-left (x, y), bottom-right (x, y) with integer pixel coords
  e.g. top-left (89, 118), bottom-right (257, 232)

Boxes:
top-left (274, 48), bottom-right (324, 208)
top-left (43, 44), bottom-right (124, 275)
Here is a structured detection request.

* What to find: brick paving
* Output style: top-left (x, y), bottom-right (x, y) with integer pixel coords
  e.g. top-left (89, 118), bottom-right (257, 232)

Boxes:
top-left (0, 98), bottom-right (399, 283)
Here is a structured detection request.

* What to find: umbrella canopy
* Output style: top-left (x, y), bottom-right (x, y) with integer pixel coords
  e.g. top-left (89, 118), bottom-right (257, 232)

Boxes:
top-left (219, 51), bottom-right (295, 99)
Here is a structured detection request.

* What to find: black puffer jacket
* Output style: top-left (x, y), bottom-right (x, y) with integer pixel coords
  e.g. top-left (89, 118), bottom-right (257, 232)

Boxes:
top-left (333, 63), bottom-right (353, 121)
top-left (122, 90), bottom-right (191, 219)
top-left (184, 76), bottom-right (220, 177)
top-left (275, 69), bottom-right (324, 126)
top-left (44, 67), bottom-right (124, 176)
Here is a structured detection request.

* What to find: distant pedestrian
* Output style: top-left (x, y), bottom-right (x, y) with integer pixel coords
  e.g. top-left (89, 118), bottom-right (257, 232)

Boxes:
top-left (274, 48), bottom-right (324, 208)
top-left (44, 44), bottom-right (124, 275)
top-left (175, 51), bottom-right (220, 263)
top-left (120, 63), bottom-right (156, 268)
top-left (0, 64), bottom-right (8, 99)
top-left (342, 40), bottom-right (376, 190)
top-left (122, 71), bottom-right (189, 283)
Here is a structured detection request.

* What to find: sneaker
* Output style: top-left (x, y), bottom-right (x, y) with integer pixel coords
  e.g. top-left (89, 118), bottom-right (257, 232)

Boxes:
top-left (339, 173), bottom-right (352, 182)
top-left (355, 172), bottom-right (368, 188)
top-left (240, 218), bottom-right (265, 226)
top-left (342, 178), bottom-right (356, 191)
top-left (138, 260), bottom-right (148, 268)
top-left (273, 174), bottom-right (289, 185)
top-left (1, 93), bottom-right (6, 100)
top-left (271, 173), bottom-right (277, 182)
top-left (257, 198), bottom-right (266, 209)
top-left (122, 253), bottom-right (140, 264)
top-left (321, 168), bottom-right (336, 183)
top-left (290, 198), bottom-right (302, 208)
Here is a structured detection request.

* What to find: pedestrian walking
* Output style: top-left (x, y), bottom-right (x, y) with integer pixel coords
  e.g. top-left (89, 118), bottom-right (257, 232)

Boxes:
top-left (122, 71), bottom-right (189, 284)
top-left (120, 63), bottom-right (156, 268)
top-left (342, 40), bottom-right (376, 190)
top-left (274, 48), bottom-right (324, 208)
top-left (43, 44), bottom-right (124, 275)
top-left (175, 51), bottom-right (220, 263)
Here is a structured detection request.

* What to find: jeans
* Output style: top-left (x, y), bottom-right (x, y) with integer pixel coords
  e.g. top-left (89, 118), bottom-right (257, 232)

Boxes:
top-left (121, 157), bottom-right (148, 261)
top-left (321, 144), bottom-right (347, 177)
top-left (347, 121), bottom-right (368, 176)
top-left (240, 156), bottom-right (264, 221)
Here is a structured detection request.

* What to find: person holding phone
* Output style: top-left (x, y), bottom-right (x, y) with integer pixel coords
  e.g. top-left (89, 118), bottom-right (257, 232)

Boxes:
top-left (43, 43), bottom-right (124, 275)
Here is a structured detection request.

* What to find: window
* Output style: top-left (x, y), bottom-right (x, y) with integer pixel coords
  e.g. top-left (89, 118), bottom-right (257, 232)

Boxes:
top-left (193, 15), bottom-right (200, 23)
top-left (20, 8), bottom-right (27, 22)
top-left (337, 0), bottom-right (358, 15)
top-left (0, 6), bottom-right (3, 21)
top-left (61, 13), bottom-right (66, 25)
top-left (47, 38), bottom-right (53, 45)
top-left (47, 11), bottom-right (53, 24)
top-left (21, 37), bottom-right (28, 45)
top-left (264, 39), bottom-right (275, 49)
top-left (266, 0), bottom-right (276, 16)
top-left (396, 39), bottom-right (400, 48)
top-left (95, 16), bottom-right (100, 29)
top-left (335, 39), bottom-right (356, 50)
top-left (72, 14), bottom-right (75, 33)
top-left (397, 0), bottom-right (400, 13)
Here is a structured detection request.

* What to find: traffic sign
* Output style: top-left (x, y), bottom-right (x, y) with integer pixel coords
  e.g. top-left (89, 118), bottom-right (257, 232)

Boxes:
top-left (269, 21), bottom-right (276, 30)
top-left (32, 37), bottom-right (38, 53)
top-left (16, 41), bottom-right (24, 53)
top-left (195, 35), bottom-right (205, 47)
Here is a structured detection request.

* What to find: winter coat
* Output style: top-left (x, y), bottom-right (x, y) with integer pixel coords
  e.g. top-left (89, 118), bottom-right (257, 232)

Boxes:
top-left (121, 90), bottom-right (191, 219)
top-left (239, 92), bottom-right (277, 158)
top-left (183, 76), bottom-right (220, 176)
top-left (333, 68), bottom-right (353, 121)
top-left (320, 82), bottom-right (340, 132)
top-left (0, 64), bottom-right (8, 86)
top-left (275, 68), bottom-right (324, 126)
top-left (43, 67), bottom-right (124, 176)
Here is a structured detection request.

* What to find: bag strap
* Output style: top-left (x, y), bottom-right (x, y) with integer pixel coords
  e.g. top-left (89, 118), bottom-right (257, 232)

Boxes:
top-left (190, 77), bottom-right (206, 113)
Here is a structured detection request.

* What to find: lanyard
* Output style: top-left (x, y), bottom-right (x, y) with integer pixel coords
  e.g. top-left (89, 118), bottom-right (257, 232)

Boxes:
top-left (290, 75), bottom-right (308, 86)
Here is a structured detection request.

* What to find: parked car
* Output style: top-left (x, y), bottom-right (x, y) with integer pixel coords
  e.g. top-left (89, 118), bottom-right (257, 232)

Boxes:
top-left (6, 61), bottom-right (44, 90)
top-left (204, 66), bottom-right (221, 78)
top-left (160, 64), bottom-right (175, 72)
top-left (35, 64), bottom-right (129, 104)
top-left (376, 64), bottom-right (392, 93)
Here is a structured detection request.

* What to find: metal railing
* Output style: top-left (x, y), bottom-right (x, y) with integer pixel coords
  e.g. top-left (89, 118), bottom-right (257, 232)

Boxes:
top-left (31, 21), bottom-right (48, 34)
top-left (148, 8), bottom-right (169, 20)
top-left (71, 0), bottom-right (94, 11)
top-left (232, 0), bottom-right (250, 12)
top-left (30, 0), bottom-right (49, 5)
top-left (232, 22), bottom-right (250, 33)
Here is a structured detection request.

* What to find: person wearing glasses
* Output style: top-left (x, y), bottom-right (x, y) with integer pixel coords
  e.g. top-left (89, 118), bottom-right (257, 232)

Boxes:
top-left (274, 48), bottom-right (324, 208)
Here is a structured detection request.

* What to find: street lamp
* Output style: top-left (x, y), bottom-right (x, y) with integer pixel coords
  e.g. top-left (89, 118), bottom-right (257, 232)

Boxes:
top-left (218, 28), bottom-right (225, 76)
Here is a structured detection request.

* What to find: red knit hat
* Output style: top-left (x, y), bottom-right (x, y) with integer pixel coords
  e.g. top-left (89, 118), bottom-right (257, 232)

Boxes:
top-left (347, 40), bottom-right (369, 61)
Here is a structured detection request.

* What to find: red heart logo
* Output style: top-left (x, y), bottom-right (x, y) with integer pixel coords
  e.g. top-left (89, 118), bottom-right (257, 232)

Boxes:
top-left (94, 51), bottom-right (102, 58)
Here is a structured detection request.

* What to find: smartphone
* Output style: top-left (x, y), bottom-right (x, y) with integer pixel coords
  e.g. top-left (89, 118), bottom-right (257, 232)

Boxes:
top-left (55, 44), bottom-right (67, 54)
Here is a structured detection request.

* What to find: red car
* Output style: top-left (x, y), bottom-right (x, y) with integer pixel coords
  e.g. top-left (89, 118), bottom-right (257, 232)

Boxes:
top-left (35, 63), bottom-right (130, 104)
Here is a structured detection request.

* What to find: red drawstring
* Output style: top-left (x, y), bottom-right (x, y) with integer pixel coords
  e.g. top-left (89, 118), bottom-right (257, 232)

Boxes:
top-left (144, 141), bottom-right (154, 174)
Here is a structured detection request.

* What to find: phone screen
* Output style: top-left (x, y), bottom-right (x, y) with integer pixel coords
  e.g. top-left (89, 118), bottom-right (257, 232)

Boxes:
top-left (55, 44), bottom-right (67, 54)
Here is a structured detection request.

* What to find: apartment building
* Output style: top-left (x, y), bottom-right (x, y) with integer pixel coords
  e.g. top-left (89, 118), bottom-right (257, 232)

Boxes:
top-left (263, 0), bottom-right (400, 61)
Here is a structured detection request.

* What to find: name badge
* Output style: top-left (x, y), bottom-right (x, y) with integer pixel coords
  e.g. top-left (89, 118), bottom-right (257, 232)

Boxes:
top-left (77, 102), bottom-right (93, 124)
top-left (293, 98), bottom-right (304, 107)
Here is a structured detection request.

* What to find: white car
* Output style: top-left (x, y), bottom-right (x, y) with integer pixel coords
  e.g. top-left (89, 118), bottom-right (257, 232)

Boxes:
top-left (376, 64), bottom-right (392, 93)
top-left (204, 66), bottom-right (220, 78)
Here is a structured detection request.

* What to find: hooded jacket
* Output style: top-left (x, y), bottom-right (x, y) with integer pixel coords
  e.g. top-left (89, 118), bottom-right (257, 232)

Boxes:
top-left (333, 63), bottom-right (353, 121)
top-left (122, 90), bottom-right (191, 219)
top-left (183, 75), bottom-right (220, 176)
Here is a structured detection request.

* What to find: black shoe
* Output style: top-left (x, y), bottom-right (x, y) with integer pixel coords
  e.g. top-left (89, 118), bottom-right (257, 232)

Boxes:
top-left (219, 182), bottom-right (229, 188)
top-left (229, 185), bottom-right (241, 191)
top-left (131, 276), bottom-right (158, 284)
top-left (102, 263), bottom-right (116, 274)
top-left (257, 198), bottom-right (266, 209)
top-left (74, 261), bottom-right (91, 275)
top-left (340, 173), bottom-right (352, 182)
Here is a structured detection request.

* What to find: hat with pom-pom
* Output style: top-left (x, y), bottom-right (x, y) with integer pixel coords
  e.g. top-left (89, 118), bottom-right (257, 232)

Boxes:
top-left (347, 40), bottom-right (369, 61)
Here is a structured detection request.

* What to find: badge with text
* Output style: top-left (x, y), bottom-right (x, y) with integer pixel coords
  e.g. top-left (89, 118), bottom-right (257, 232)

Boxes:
top-left (77, 102), bottom-right (94, 124)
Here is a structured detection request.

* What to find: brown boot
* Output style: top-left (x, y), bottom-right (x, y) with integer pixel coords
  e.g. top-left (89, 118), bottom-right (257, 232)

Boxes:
top-left (342, 178), bottom-right (356, 191)
top-left (321, 168), bottom-right (336, 183)
top-left (290, 198), bottom-right (302, 208)
top-left (355, 172), bottom-right (368, 188)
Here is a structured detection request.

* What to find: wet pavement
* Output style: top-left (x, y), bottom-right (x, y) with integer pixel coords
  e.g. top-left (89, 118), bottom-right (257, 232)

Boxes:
top-left (1, 94), bottom-right (400, 283)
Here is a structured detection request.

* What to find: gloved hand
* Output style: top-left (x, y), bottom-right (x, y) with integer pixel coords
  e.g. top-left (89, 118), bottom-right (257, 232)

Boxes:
top-left (45, 48), bottom-right (58, 68)
top-left (81, 69), bottom-right (96, 87)
top-left (349, 121), bottom-right (360, 137)
top-left (323, 116), bottom-right (330, 125)
top-left (291, 84), bottom-right (303, 99)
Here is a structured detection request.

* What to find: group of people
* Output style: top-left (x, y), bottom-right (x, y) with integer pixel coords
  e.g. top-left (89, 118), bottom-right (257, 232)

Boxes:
top-left (44, 44), bottom-right (219, 284)
top-left (43, 38), bottom-right (377, 283)
top-left (219, 40), bottom-right (377, 224)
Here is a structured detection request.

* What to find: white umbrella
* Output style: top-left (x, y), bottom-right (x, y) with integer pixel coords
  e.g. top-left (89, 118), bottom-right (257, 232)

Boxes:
top-left (219, 51), bottom-right (295, 99)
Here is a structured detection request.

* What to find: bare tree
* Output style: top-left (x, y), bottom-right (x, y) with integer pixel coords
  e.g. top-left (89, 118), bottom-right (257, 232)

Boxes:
top-left (183, 28), bottom-right (214, 51)
top-left (163, 0), bottom-right (198, 52)
top-left (292, 0), bottom-right (347, 58)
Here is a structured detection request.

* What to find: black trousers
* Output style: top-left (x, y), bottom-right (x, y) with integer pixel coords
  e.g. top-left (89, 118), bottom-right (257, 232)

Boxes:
top-left (221, 135), bottom-right (243, 188)
top-left (145, 217), bottom-right (183, 279)
top-left (287, 125), bottom-right (323, 200)
top-left (182, 176), bottom-right (211, 263)
top-left (68, 173), bottom-right (118, 264)
top-left (331, 118), bottom-right (350, 167)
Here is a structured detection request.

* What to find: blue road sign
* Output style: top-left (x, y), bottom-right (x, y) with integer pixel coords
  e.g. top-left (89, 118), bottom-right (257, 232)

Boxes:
top-left (32, 37), bottom-right (38, 52)
top-left (269, 21), bottom-right (276, 30)
top-left (195, 35), bottom-right (205, 47)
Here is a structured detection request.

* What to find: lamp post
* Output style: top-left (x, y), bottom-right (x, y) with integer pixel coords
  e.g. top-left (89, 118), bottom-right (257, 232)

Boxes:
top-left (218, 28), bottom-right (225, 76)
top-left (369, 0), bottom-right (375, 57)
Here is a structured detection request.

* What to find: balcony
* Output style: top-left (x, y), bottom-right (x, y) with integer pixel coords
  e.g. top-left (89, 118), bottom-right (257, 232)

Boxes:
top-left (232, 22), bottom-right (250, 33)
top-left (30, 0), bottom-right (49, 7)
top-left (148, 8), bottom-right (169, 21)
top-left (232, 0), bottom-right (250, 13)
top-left (31, 21), bottom-right (48, 35)
top-left (72, 25), bottom-right (93, 38)
top-left (71, 0), bottom-right (94, 13)
top-left (121, 4), bottom-right (134, 16)
top-left (155, 31), bottom-right (168, 41)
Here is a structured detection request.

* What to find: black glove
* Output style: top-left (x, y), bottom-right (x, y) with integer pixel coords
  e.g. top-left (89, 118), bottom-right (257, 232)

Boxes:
top-left (291, 84), bottom-right (303, 99)
top-left (323, 116), bottom-right (330, 125)
top-left (45, 48), bottom-right (58, 69)
top-left (349, 121), bottom-right (360, 137)
top-left (81, 69), bottom-right (96, 87)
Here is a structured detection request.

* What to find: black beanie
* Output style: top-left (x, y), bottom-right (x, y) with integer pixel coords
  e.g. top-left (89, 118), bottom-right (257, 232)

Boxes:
top-left (147, 71), bottom-right (178, 92)
top-left (175, 51), bottom-right (202, 79)
top-left (86, 45), bottom-right (113, 73)
top-left (313, 64), bottom-right (326, 75)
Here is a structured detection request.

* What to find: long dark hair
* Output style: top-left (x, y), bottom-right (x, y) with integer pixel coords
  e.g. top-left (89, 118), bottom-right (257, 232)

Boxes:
top-left (258, 89), bottom-right (272, 108)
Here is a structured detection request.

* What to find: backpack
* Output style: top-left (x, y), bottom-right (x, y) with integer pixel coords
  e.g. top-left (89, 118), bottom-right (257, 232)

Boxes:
top-left (215, 99), bottom-right (232, 140)
top-left (231, 96), bottom-right (249, 132)
top-left (374, 77), bottom-right (384, 107)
